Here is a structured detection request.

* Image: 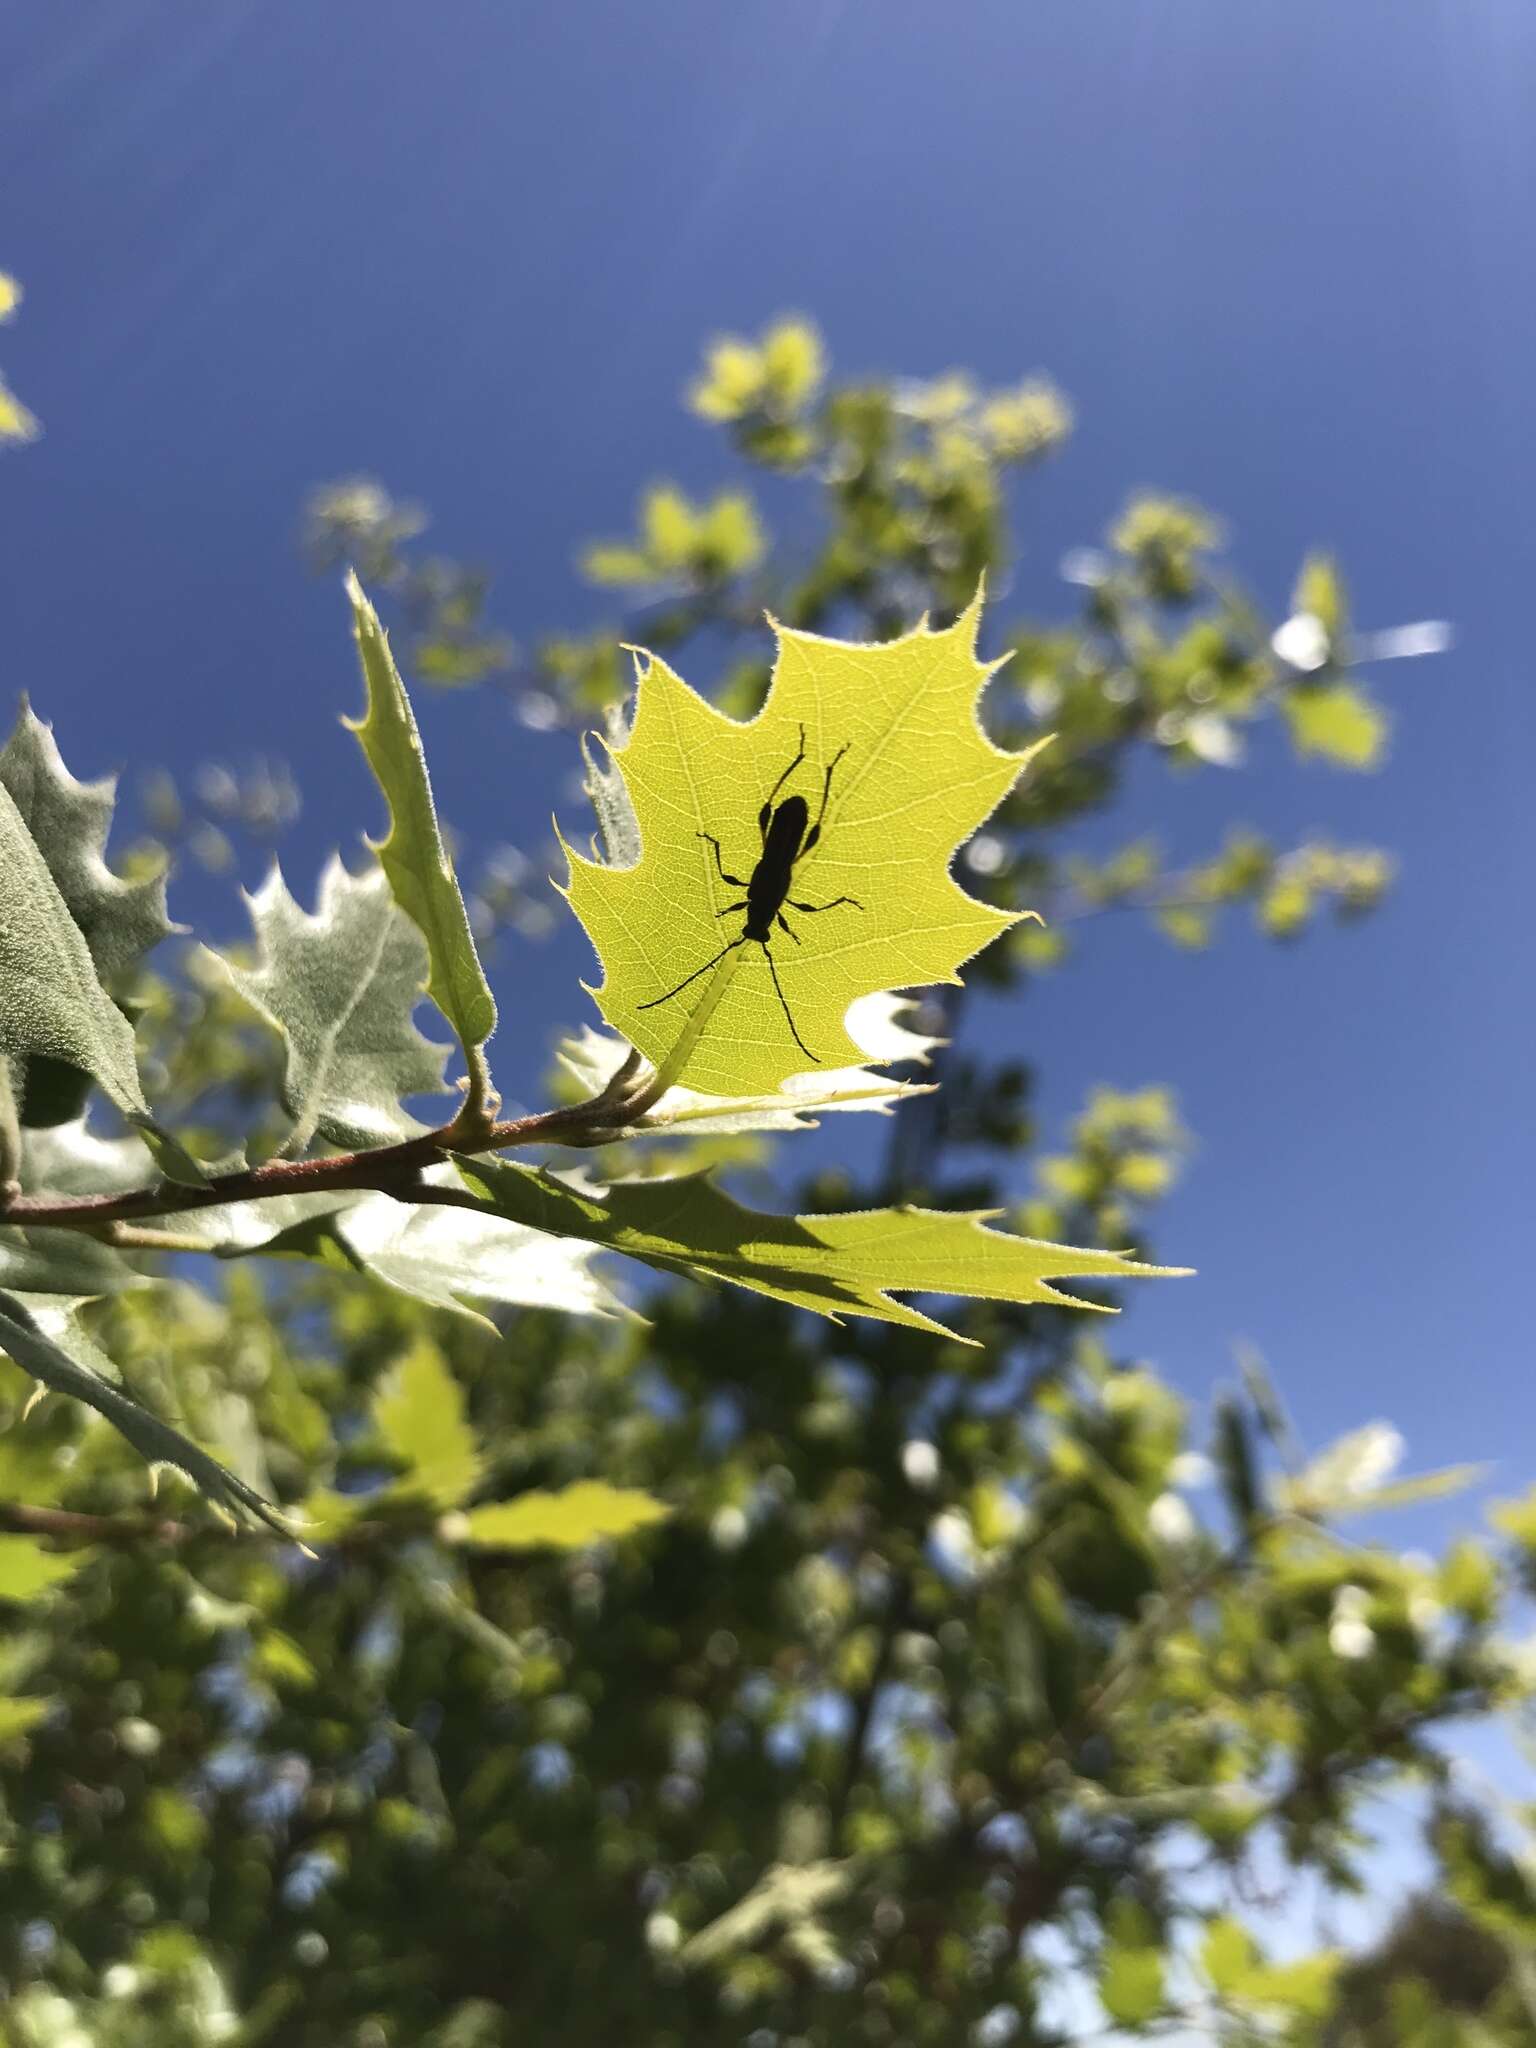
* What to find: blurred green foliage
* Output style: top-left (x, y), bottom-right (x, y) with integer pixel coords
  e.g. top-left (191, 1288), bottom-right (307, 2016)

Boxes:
top-left (2, 317), bottom-right (1529, 2046)
top-left (0, 272), bottom-right (39, 446)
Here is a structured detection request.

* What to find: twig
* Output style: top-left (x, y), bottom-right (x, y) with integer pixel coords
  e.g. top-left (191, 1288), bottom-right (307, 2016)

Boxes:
top-left (0, 1090), bottom-right (623, 1237)
top-left (0, 1500), bottom-right (194, 1548)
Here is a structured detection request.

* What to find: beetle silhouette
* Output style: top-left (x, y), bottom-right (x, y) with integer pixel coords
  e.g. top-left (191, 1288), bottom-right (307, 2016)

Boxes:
top-left (637, 725), bottom-right (862, 1062)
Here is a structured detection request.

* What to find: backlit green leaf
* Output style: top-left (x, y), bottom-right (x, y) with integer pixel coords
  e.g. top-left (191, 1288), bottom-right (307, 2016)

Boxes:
top-left (560, 596), bottom-right (1050, 1095)
top-left (456, 1156), bottom-right (1185, 1343)
top-left (374, 1337), bottom-right (481, 1510)
top-left (344, 575), bottom-right (497, 1067)
top-left (1292, 551), bottom-right (1347, 641)
top-left (211, 857), bottom-right (452, 1151)
top-left (0, 1696), bottom-right (49, 1743)
top-left (457, 1482), bottom-right (670, 1551)
top-left (1243, 1953), bottom-right (1342, 2018)
top-left (1283, 682), bottom-right (1386, 768)
top-left (555, 994), bottom-right (936, 1137)
top-left (0, 1534), bottom-right (91, 1603)
top-left (1099, 1940), bottom-right (1165, 2026)
top-left (1201, 1916), bottom-right (1260, 1995)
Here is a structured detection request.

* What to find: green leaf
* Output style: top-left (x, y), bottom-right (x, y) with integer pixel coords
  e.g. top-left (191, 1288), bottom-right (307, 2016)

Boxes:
top-left (207, 1176), bottom-right (620, 1329)
top-left (1099, 1941), bottom-right (1165, 2027)
top-left (0, 776), bottom-right (150, 1122)
top-left (1292, 551), bottom-right (1348, 641)
top-left (334, 1182), bottom-right (621, 1326)
top-left (1201, 1916), bottom-right (1260, 1995)
top-left (1283, 683), bottom-right (1387, 768)
top-left (456, 1482), bottom-right (670, 1551)
top-left (1277, 1422), bottom-right (1483, 1519)
top-left (0, 701), bottom-right (173, 990)
top-left (374, 1337), bottom-right (481, 1510)
top-left (0, 1695), bottom-right (50, 1743)
top-left (560, 596), bottom-right (1051, 1095)
top-left (1198, 1916), bottom-right (1341, 2019)
top-left (0, 1224), bottom-right (138, 1299)
top-left (456, 1157), bottom-right (1185, 1343)
top-left (0, 703), bottom-right (174, 1130)
top-left (0, 1289), bottom-right (289, 1537)
top-left (555, 995), bottom-right (936, 1137)
top-left (211, 857), bottom-right (452, 1152)
top-left (19, 1113), bottom-right (207, 1205)
top-left (253, 1629), bottom-right (318, 1690)
top-left (0, 1534), bottom-right (91, 1602)
top-left (1323, 1465), bottom-right (1486, 1517)
top-left (1491, 1485), bottom-right (1536, 1551)
top-left (1439, 1538), bottom-right (1499, 1622)
top-left (1277, 1421), bottom-right (1401, 1513)
top-left (343, 575), bottom-right (497, 1070)
top-left (1242, 1954), bottom-right (1342, 2019)
top-left (681, 1861), bottom-right (857, 1967)
top-left (1214, 1394), bottom-right (1263, 1531)
top-left (19, 1117), bottom-right (154, 1199)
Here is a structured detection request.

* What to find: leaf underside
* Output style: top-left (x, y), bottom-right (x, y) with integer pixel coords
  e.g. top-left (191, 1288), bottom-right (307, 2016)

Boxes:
top-left (0, 778), bottom-right (149, 1122)
top-left (555, 999), bottom-right (935, 1137)
top-left (212, 857), bottom-right (452, 1152)
top-left (0, 701), bottom-right (173, 989)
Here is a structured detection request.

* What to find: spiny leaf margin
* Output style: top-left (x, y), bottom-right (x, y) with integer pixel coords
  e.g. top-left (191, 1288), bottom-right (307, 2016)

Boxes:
top-left (560, 593), bottom-right (1049, 1095)
top-left (455, 1155), bottom-right (1186, 1342)
top-left (343, 574), bottom-right (497, 1069)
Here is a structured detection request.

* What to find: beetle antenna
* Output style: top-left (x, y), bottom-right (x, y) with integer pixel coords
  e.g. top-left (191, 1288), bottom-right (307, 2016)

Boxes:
top-left (638, 935), bottom-right (746, 1010)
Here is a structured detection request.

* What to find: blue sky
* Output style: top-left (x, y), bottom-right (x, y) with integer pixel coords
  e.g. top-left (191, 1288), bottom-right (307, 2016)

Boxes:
top-left (1, 0), bottom-right (1532, 1506)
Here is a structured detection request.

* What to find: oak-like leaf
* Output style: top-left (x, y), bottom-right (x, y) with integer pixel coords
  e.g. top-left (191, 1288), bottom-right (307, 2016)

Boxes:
top-left (203, 1174), bottom-right (620, 1329)
top-left (344, 576), bottom-right (496, 1069)
top-left (374, 1338), bottom-right (481, 1510)
top-left (454, 1482), bottom-right (670, 1551)
top-left (0, 701), bottom-right (173, 988)
top-left (560, 595), bottom-right (1049, 1095)
top-left (19, 1118), bottom-right (155, 1200)
top-left (0, 778), bottom-right (150, 1124)
top-left (455, 1157), bottom-right (1186, 1343)
top-left (0, 1224), bottom-right (137, 1302)
top-left (555, 991), bottom-right (938, 1138)
top-left (210, 857), bottom-right (452, 1152)
top-left (0, 703), bottom-right (174, 1130)
top-left (0, 1535), bottom-right (92, 1603)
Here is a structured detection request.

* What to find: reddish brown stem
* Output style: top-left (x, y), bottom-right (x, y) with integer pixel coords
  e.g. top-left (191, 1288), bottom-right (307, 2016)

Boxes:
top-left (0, 1099), bottom-right (604, 1235)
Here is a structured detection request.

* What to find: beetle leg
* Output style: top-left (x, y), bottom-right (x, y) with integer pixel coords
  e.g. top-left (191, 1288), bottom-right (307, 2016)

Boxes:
top-left (698, 832), bottom-right (748, 889)
top-left (801, 738), bottom-right (852, 853)
top-left (760, 939), bottom-right (820, 1063)
top-left (787, 895), bottom-right (862, 914)
top-left (776, 912), bottom-right (802, 943)
top-left (759, 724), bottom-right (807, 840)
